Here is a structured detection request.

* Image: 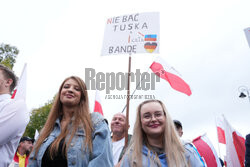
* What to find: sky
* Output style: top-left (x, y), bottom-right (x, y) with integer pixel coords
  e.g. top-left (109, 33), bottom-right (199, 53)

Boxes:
top-left (1, 0), bottom-right (250, 157)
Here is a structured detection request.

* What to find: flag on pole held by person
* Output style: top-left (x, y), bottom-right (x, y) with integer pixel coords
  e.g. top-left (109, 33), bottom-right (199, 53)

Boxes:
top-left (216, 116), bottom-right (226, 144)
top-left (217, 115), bottom-right (246, 167)
top-left (193, 134), bottom-right (222, 167)
top-left (244, 27), bottom-right (250, 48)
top-left (150, 56), bottom-right (192, 96)
top-left (94, 90), bottom-right (103, 116)
top-left (11, 63), bottom-right (27, 100)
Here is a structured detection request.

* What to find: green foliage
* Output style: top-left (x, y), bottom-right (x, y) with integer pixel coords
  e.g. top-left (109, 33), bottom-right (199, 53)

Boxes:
top-left (0, 43), bottom-right (19, 69)
top-left (23, 99), bottom-right (53, 138)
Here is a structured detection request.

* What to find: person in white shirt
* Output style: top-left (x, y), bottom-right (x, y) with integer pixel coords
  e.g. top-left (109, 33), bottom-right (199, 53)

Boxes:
top-left (111, 113), bottom-right (131, 166)
top-left (0, 64), bottom-right (29, 167)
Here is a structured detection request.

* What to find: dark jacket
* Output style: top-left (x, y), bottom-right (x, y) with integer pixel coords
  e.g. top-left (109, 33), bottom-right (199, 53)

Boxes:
top-left (246, 134), bottom-right (250, 167)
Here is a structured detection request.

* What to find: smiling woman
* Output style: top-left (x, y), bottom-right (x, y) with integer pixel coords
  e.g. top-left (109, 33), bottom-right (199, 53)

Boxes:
top-left (140, 102), bottom-right (166, 140)
top-left (121, 99), bottom-right (204, 167)
top-left (60, 79), bottom-right (82, 108)
top-left (28, 76), bottom-right (113, 167)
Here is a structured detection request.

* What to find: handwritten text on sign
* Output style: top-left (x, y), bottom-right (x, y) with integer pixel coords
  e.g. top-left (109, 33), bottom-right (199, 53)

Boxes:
top-left (101, 12), bottom-right (160, 56)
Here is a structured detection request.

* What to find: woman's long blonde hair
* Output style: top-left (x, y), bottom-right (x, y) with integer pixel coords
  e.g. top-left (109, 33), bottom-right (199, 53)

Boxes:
top-left (34, 76), bottom-right (93, 158)
top-left (127, 99), bottom-right (188, 167)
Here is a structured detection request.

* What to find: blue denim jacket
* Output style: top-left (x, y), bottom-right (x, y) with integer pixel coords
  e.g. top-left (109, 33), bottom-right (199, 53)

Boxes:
top-left (28, 112), bottom-right (113, 167)
top-left (121, 143), bottom-right (204, 167)
top-left (121, 145), bottom-right (167, 167)
top-left (183, 141), bottom-right (205, 167)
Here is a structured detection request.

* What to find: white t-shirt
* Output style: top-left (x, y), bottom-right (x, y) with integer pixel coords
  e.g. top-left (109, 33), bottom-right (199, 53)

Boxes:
top-left (112, 137), bottom-right (125, 165)
top-left (0, 94), bottom-right (29, 167)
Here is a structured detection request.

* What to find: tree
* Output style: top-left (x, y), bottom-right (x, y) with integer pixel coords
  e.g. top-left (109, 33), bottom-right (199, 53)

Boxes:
top-left (0, 43), bottom-right (19, 69)
top-left (23, 99), bottom-right (53, 138)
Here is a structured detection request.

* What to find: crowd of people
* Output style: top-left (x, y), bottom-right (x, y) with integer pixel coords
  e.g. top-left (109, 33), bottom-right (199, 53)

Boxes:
top-left (0, 64), bottom-right (250, 167)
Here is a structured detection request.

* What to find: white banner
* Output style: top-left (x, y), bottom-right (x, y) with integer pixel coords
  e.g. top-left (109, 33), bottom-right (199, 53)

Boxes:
top-left (101, 12), bottom-right (160, 56)
top-left (244, 27), bottom-right (250, 48)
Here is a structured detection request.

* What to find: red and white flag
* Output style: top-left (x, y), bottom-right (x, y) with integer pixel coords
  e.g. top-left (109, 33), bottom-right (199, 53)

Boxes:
top-left (219, 115), bottom-right (246, 167)
top-left (244, 27), bottom-right (250, 48)
top-left (11, 63), bottom-right (27, 100)
top-left (193, 134), bottom-right (222, 167)
top-left (150, 56), bottom-right (192, 96)
top-left (216, 116), bottom-right (226, 144)
top-left (94, 90), bottom-right (103, 115)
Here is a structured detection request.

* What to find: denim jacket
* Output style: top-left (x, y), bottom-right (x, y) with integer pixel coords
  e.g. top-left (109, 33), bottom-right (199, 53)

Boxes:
top-left (183, 141), bottom-right (205, 167)
top-left (28, 112), bottom-right (113, 167)
top-left (121, 145), bottom-right (167, 167)
top-left (121, 143), bottom-right (204, 167)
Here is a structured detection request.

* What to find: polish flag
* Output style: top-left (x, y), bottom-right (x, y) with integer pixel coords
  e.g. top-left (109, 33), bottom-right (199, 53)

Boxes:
top-left (222, 116), bottom-right (245, 167)
top-left (150, 56), bottom-right (192, 96)
top-left (216, 116), bottom-right (226, 144)
top-left (11, 63), bottom-right (27, 100)
top-left (193, 134), bottom-right (222, 167)
top-left (94, 90), bottom-right (103, 115)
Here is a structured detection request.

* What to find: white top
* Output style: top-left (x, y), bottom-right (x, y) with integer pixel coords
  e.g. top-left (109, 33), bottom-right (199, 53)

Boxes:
top-left (0, 94), bottom-right (29, 167)
top-left (112, 137), bottom-right (125, 165)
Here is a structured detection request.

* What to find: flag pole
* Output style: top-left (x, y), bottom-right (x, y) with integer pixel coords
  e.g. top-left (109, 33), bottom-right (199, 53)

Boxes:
top-left (125, 54), bottom-right (131, 148)
top-left (121, 67), bottom-right (150, 113)
top-left (121, 55), bottom-right (159, 113)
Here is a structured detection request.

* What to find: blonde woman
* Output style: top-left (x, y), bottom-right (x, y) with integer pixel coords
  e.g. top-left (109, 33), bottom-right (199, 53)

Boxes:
top-left (28, 76), bottom-right (113, 167)
top-left (121, 99), bottom-right (194, 167)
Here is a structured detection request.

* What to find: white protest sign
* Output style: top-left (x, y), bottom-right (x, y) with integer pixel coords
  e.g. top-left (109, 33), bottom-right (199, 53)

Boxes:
top-left (101, 12), bottom-right (160, 56)
top-left (244, 27), bottom-right (250, 48)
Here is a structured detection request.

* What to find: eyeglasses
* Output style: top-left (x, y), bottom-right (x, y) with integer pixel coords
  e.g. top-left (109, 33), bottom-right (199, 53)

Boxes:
top-left (141, 111), bottom-right (165, 122)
